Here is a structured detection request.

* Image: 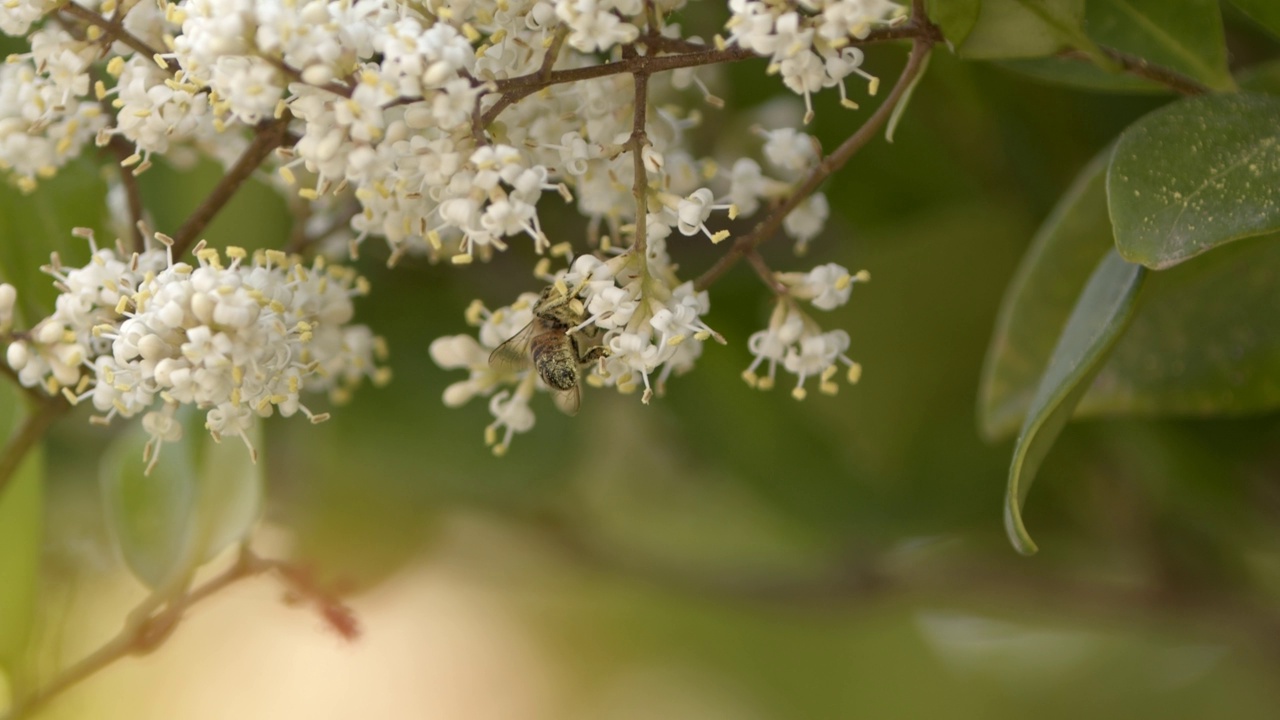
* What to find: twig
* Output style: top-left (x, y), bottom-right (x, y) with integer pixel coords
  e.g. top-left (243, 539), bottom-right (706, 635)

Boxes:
top-left (105, 138), bottom-right (147, 252)
top-left (3, 548), bottom-right (356, 720)
top-left (0, 397), bottom-right (67, 500)
top-left (628, 71), bottom-right (651, 258)
top-left (694, 31), bottom-right (935, 292)
top-left (58, 3), bottom-right (179, 73)
top-left (1059, 46), bottom-right (1213, 96)
top-left (171, 116), bottom-right (294, 258)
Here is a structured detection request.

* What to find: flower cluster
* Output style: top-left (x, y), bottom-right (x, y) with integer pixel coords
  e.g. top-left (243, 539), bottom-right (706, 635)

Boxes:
top-left (724, 0), bottom-right (905, 122)
top-left (5, 230), bottom-right (388, 467)
top-left (743, 263), bottom-right (868, 399)
top-left (432, 227), bottom-right (724, 454)
top-left (0, 0), bottom-right (897, 453)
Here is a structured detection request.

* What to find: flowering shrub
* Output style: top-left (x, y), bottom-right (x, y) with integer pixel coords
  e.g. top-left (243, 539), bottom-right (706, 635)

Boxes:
top-left (2, 0), bottom-right (1279, 714)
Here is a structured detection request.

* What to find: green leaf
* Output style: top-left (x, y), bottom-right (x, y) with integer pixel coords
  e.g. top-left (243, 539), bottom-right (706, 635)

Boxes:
top-left (101, 413), bottom-right (265, 591)
top-left (959, 0), bottom-right (1087, 59)
top-left (1086, 0), bottom-right (1234, 92)
top-left (1079, 233), bottom-right (1280, 417)
top-left (1229, 0), bottom-right (1280, 39)
top-left (1005, 250), bottom-right (1146, 555)
top-left (101, 422), bottom-right (199, 591)
top-left (0, 387), bottom-right (42, 676)
top-left (0, 158), bottom-right (112, 323)
top-left (998, 56), bottom-right (1166, 93)
top-left (192, 416), bottom-right (263, 563)
top-left (1108, 93), bottom-right (1280, 269)
top-left (979, 151), bottom-right (1114, 440)
top-left (925, 0), bottom-right (981, 47)
top-left (1238, 59), bottom-right (1280, 95)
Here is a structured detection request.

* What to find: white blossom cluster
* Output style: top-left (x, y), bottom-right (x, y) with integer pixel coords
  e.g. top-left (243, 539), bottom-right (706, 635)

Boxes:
top-left (724, 0), bottom-right (905, 122)
top-left (0, 25), bottom-right (106, 192)
top-left (0, 0), bottom-right (898, 453)
top-left (743, 262), bottom-right (868, 399)
top-left (432, 227), bottom-right (724, 454)
top-left (5, 230), bottom-right (388, 467)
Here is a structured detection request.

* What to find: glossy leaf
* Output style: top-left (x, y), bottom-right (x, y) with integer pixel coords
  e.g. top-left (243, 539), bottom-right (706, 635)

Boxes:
top-left (101, 422), bottom-right (199, 591)
top-left (1087, 0), bottom-right (1234, 92)
top-left (1238, 59), bottom-right (1280, 95)
top-left (1005, 251), bottom-right (1146, 555)
top-left (925, 0), bottom-right (981, 47)
top-left (958, 0), bottom-right (1086, 59)
top-left (1108, 93), bottom-right (1280, 269)
top-left (1229, 0), bottom-right (1280, 39)
top-left (979, 151), bottom-right (1114, 440)
top-left (1080, 234), bottom-right (1280, 417)
top-left (0, 386), bottom-right (42, 674)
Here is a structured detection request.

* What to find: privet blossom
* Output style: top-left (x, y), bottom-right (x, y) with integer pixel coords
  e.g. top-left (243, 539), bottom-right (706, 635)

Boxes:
top-left (1, 0), bottom-right (901, 453)
top-left (5, 230), bottom-right (388, 468)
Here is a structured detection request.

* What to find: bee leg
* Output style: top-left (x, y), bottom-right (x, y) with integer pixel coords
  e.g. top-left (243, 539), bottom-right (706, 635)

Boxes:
top-left (573, 337), bottom-right (610, 365)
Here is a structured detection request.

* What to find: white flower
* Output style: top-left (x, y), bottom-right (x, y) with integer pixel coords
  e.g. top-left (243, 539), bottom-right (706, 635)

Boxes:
top-left (778, 263), bottom-right (869, 311)
top-left (8, 231), bottom-right (387, 467)
top-left (743, 300), bottom-right (860, 399)
top-left (0, 283), bottom-right (16, 333)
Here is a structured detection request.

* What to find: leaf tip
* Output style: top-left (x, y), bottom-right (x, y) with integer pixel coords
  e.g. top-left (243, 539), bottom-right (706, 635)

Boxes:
top-left (1003, 496), bottom-right (1039, 556)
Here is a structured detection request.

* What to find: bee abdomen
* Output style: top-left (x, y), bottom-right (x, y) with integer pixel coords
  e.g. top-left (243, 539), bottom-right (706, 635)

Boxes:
top-left (531, 336), bottom-right (578, 391)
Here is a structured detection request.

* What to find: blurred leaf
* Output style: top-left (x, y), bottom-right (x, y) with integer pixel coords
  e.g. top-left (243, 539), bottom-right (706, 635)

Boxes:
top-left (101, 422), bottom-right (198, 591)
top-left (1238, 59), bottom-right (1280, 94)
top-left (1005, 250), bottom-right (1146, 555)
top-left (958, 0), bottom-right (1087, 59)
top-left (998, 56), bottom-right (1165, 92)
top-left (0, 158), bottom-right (111, 322)
top-left (0, 386), bottom-right (42, 675)
top-left (101, 413), bottom-right (265, 591)
top-left (1086, 0), bottom-right (1234, 92)
top-left (1229, 0), bottom-right (1280, 38)
top-left (980, 151), bottom-right (1113, 440)
top-left (1079, 234), bottom-right (1280, 416)
top-left (926, 0), bottom-right (981, 47)
top-left (192, 415), bottom-right (263, 563)
top-left (1108, 93), bottom-right (1280, 269)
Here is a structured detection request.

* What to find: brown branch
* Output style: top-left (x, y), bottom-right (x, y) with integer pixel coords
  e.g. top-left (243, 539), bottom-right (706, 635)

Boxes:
top-left (1059, 45), bottom-right (1212, 96)
top-left (0, 397), bottom-right (67, 501)
top-left (105, 138), bottom-right (147, 252)
top-left (695, 32), bottom-right (935, 292)
top-left (4, 548), bottom-right (355, 720)
top-left (745, 249), bottom-right (785, 294)
top-left (628, 71), bottom-right (651, 258)
top-left (171, 116), bottom-right (294, 258)
top-left (58, 3), bottom-right (179, 73)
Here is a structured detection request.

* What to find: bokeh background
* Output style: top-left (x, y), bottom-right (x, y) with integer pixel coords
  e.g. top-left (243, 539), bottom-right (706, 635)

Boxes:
top-left (4, 5), bottom-right (1280, 719)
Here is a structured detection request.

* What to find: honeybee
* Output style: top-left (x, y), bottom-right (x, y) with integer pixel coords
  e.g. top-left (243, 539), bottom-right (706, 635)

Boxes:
top-left (489, 284), bottom-right (610, 415)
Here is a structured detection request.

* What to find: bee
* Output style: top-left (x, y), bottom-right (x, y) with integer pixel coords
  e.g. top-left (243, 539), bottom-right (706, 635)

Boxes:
top-left (489, 284), bottom-right (610, 415)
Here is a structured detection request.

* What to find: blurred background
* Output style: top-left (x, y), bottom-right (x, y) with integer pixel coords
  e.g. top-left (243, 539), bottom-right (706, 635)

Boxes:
top-left (5, 5), bottom-right (1280, 719)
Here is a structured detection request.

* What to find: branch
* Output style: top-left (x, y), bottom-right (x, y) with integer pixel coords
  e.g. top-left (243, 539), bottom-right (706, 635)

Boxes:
top-left (628, 71), bottom-right (651, 258)
top-left (105, 137), bottom-right (147, 252)
top-left (58, 3), bottom-right (179, 73)
top-left (1062, 45), bottom-right (1213, 96)
top-left (171, 116), bottom-right (293, 258)
top-left (695, 32), bottom-right (935, 291)
top-left (3, 548), bottom-right (356, 720)
top-left (478, 23), bottom-right (926, 128)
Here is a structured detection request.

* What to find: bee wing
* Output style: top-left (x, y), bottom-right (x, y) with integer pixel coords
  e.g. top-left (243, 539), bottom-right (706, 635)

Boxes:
top-left (488, 323), bottom-right (535, 373)
top-left (550, 384), bottom-right (581, 416)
